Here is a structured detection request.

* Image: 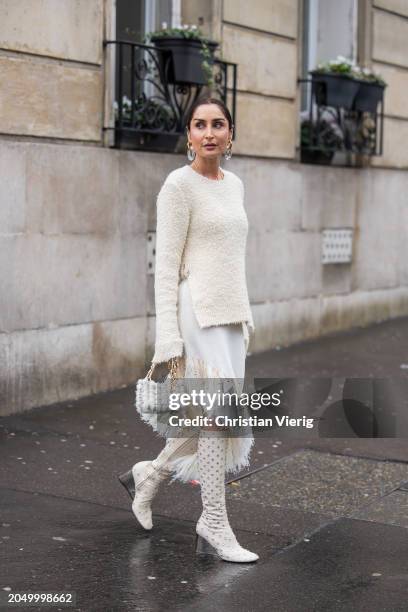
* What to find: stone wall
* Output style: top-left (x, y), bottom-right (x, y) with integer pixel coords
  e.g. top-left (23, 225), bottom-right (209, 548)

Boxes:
top-left (1, 1), bottom-right (408, 415)
top-left (369, 1), bottom-right (408, 167)
top-left (2, 145), bottom-right (407, 415)
top-left (0, 0), bottom-right (104, 142)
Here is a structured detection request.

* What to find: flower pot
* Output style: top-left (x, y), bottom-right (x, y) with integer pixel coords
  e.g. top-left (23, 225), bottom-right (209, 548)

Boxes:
top-left (310, 71), bottom-right (360, 110)
top-left (151, 36), bottom-right (219, 85)
top-left (352, 81), bottom-right (385, 113)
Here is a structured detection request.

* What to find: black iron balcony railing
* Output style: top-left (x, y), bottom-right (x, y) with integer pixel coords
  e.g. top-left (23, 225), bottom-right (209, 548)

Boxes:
top-left (103, 39), bottom-right (237, 152)
top-left (298, 75), bottom-right (385, 165)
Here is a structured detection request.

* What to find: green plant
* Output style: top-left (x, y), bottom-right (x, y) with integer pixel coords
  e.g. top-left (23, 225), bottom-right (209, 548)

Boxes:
top-left (314, 55), bottom-right (356, 76)
top-left (312, 55), bottom-right (387, 86)
top-left (142, 23), bottom-right (216, 87)
top-left (143, 23), bottom-right (203, 42)
top-left (352, 65), bottom-right (386, 86)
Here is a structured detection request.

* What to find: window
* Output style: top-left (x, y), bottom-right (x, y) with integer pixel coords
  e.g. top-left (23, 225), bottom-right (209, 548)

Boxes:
top-left (301, 0), bottom-right (358, 112)
top-left (115, 0), bottom-right (178, 42)
top-left (104, 0), bottom-right (237, 152)
top-left (115, 1), bottom-right (180, 109)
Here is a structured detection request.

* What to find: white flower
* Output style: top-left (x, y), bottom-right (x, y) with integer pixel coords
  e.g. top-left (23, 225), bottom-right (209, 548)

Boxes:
top-left (336, 55), bottom-right (353, 66)
top-left (191, 25), bottom-right (197, 30)
top-left (161, 21), bottom-right (167, 29)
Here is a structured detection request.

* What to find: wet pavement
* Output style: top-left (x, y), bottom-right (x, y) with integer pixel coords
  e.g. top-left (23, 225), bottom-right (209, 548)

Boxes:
top-left (1, 316), bottom-right (408, 611)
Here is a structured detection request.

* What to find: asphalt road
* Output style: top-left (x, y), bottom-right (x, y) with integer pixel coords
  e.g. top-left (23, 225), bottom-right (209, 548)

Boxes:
top-left (1, 316), bottom-right (408, 611)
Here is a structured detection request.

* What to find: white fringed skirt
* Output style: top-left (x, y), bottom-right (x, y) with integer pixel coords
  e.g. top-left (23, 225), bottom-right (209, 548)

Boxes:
top-left (140, 277), bottom-right (254, 483)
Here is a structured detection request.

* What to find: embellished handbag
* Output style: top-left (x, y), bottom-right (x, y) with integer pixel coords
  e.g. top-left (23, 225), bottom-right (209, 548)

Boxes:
top-left (135, 357), bottom-right (182, 416)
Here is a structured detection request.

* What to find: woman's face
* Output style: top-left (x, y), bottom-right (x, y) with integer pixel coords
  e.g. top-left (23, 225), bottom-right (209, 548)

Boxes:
top-left (187, 104), bottom-right (232, 161)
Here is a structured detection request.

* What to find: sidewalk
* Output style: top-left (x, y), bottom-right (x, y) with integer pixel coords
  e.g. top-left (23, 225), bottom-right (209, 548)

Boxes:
top-left (1, 317), bottom-right (408, 611)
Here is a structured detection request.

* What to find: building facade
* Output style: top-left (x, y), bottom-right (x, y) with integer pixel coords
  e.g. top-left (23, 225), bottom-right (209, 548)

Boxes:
top-left (1, 0), bottom-right (407, 415)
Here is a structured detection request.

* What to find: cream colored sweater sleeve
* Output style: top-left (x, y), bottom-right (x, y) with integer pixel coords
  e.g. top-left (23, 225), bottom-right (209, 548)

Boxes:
top-left (239, 177), bottom-right (255, 338)
top-left (152, 180), bottom-right (191, 364)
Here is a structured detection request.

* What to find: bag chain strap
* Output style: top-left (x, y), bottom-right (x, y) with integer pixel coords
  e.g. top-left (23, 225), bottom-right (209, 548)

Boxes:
top-left (145, 357), bottom-right (180, 389)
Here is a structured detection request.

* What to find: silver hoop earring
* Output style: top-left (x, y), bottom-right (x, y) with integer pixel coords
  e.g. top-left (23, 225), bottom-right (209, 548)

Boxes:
top-left (187, 144), bottom-right (196, 161)
top-left (224, 142), bottom-right (232, 160)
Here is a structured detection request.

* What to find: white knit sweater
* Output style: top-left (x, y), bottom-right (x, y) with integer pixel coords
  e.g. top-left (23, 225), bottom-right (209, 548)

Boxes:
top-left (152, 163), bottom-right (255, 364)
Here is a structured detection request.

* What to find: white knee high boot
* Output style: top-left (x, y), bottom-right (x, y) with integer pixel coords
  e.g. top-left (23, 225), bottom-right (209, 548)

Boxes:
top-left (118, 436), bottom-right (197, 530)
top-left (195, 430), bottom-right (259, 562)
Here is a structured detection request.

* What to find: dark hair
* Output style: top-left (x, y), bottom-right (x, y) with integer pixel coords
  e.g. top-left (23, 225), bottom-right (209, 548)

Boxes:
top-left (185, 97), bottom-right (233, 133)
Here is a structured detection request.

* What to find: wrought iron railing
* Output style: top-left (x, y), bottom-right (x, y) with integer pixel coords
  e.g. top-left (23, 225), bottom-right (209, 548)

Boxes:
top-left (298, 76), bottom-right (385, 164)
top-left (103, 39), bottom-right (237, 151)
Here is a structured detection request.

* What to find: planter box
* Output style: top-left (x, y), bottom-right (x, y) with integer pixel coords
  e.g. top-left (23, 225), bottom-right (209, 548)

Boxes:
top-left (310, 71), bottom-right (360, 110)
top-left (114, 129), bottom-right (181, 152)
top-left (151, 36), bottom-right (219, 86)
top-left (352, 81), bottom-right (386, 113)
top-left (301, 148), bottom-right (335, 165)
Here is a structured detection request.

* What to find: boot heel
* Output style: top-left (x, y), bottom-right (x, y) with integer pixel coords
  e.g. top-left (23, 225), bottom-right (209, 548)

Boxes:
top-left (195, 533), bottom-right (218, 557)
top-left (117, 469), bottom-right (135, 499)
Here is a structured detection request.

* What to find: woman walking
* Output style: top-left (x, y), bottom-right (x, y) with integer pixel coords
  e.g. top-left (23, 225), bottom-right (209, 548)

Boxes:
top-left (119, 97), bottom-right (258, 563)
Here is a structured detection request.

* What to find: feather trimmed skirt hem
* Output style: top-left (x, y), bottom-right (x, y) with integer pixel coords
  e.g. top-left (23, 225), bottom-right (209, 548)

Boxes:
top-left (138, 278), bottom-right (254, 483)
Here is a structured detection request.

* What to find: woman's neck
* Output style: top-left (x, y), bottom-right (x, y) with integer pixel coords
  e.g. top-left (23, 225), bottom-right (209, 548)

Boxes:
top-left (190, 158), bottom-right (223, 180)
